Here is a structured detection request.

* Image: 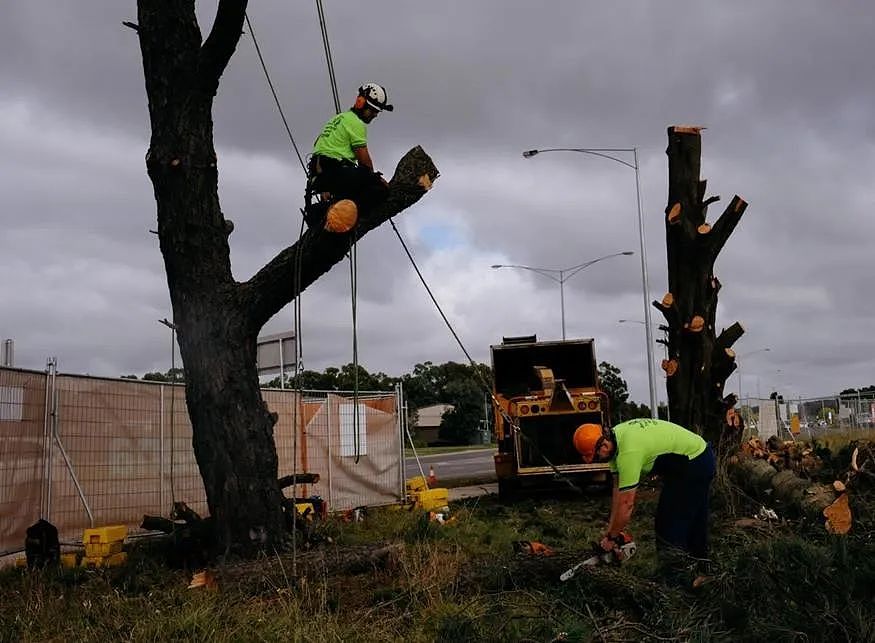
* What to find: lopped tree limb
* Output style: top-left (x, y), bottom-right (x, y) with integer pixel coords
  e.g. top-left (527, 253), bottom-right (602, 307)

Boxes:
top-left (707, 195), bottom-right (748, 260)
top-left (715, 321), bottom-right (745, 352)
top-left (244, 146), bottom-right (439, 330)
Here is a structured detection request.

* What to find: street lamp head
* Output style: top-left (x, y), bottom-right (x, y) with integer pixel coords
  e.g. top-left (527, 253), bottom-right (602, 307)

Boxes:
top-left (490, 264), bottom-right (504, 269)
top-left (621, 251), bottom-right (634, 256)
top-left (522, 149), bottom-right (539, 158)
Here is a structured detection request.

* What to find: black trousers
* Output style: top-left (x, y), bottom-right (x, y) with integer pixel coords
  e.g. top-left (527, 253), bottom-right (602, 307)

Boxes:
top-left (309, 156), bottom-right (388, 211)
top-left (653, 444), bottom-right (715, 564)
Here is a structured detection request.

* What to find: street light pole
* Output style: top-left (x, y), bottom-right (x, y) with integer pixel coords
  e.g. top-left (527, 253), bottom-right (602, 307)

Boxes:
top-left (492, 251), bottom-right (634, 340)
top-left (524, 147), bottom-right (658, 418)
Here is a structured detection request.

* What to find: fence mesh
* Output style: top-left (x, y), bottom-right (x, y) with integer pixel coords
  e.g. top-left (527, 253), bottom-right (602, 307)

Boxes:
top-left (740, 391), bottom-right (875, 440)
top-left (0, 366), bottom-right (402, 555)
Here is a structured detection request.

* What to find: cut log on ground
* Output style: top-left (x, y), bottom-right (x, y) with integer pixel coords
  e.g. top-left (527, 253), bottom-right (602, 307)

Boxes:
top-left (729, 456), bottom-right (835, 521)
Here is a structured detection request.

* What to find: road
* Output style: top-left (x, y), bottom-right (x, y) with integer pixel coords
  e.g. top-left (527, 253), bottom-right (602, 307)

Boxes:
top-left (405, 448), bottom-right (496, 482)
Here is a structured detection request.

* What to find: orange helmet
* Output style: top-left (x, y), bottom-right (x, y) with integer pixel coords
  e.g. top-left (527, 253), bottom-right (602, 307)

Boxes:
top-left (573, 423), bottom-right (604, 463)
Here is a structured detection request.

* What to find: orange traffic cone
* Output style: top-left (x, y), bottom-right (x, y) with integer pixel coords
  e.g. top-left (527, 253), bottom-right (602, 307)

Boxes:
top-left (427, 465), bottom-right (438, 487)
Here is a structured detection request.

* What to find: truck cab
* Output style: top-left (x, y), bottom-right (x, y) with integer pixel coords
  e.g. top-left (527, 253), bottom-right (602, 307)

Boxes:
top-left (491, 335), bottom-right (610, 498)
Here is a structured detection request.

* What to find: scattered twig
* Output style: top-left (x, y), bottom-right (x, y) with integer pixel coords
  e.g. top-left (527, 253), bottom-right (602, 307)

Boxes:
top-left (585, 603), bottom-right (606, 642)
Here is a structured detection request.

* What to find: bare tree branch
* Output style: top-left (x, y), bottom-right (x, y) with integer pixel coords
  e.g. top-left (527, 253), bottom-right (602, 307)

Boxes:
top-left (200, 0), bottom-right (248, 90)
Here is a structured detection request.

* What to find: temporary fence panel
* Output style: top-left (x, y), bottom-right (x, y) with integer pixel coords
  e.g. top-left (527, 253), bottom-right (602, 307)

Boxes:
top-left (0, 366), bottom-right (402, 555)
top-left (299, 393), bottom-right (404, 512)
top-left (0, 368), bottom-right (47, 556)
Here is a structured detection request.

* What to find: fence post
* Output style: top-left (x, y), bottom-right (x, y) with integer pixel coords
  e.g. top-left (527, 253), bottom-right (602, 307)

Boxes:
top-left (326, 395), bottom-right (333, 509)
top-left (159, 384), bottom-right (165, 514)
top-left (396, 382), bottom-right (406, 501)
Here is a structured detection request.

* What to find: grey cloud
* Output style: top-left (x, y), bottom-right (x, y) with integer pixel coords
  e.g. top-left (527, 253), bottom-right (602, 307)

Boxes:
top-left (2, 1), bottom-right (874, 404)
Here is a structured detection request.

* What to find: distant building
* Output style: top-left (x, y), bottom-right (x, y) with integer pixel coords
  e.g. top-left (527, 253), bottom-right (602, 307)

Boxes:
top-left (413, 403), bottom-right (454, 446)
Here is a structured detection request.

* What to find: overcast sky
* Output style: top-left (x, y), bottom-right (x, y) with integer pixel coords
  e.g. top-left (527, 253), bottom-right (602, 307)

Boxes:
top-left (2, 1), bottom-right (874, 404)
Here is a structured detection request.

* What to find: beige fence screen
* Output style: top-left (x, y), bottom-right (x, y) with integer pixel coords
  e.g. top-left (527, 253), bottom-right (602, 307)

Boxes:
top-left (0, 366), bottom-right (403, 554)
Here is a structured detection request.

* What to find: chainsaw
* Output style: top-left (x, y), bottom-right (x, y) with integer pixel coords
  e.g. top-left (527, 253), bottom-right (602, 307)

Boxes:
top-left (559, 532), bottom-right (637, 582)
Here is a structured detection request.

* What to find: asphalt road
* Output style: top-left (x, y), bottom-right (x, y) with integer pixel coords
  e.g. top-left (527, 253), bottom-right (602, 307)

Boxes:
top-left (405, 448), bottom-right (496, 482)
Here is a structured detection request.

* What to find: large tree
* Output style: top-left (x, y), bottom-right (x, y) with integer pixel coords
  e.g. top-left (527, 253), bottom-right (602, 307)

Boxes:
top-left (136, 1), bottom-right (437, 552)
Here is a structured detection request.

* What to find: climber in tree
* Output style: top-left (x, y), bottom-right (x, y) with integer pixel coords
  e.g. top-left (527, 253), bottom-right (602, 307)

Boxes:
top-left (305, 83), bottom-right (393, 230)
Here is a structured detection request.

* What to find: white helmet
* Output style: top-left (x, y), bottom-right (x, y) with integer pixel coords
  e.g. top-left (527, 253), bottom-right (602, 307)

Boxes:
top-left (357, 82), bottom-right (394, 112)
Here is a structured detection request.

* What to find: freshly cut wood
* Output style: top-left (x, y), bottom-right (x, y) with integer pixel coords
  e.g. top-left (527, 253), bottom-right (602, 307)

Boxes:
top-left (697, 223), bottom-right (712, 234)
top-left (823, 493), bottom-right (852, 534)
top-left (725, 408), bottom-right (741, 428)
top-left (660, 292), bottom-right (675, 308)
top-left (667, 203), bottom-right (682, 224)
top-left (418, 173), bottom-right (433, 190)
top-left (833, 480), bottom-right (846, 493)
top-left (661, 359), bottom-right (678, 376)
top-left (672, 125), bottom-right (704, 134)
top-left (686, 316), bottom-right (705, 332)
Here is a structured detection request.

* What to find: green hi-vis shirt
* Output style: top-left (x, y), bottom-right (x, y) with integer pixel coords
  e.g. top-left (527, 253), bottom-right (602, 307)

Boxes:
top-left (312, 110), bottom-right (368, 162)
top-left (609, 419), bottom-right (707, 490)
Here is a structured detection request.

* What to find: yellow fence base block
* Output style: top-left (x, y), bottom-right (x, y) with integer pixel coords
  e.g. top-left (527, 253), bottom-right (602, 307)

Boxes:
top-left (83, 525), bottom-right (128, 545)
top-left (81, 552), bottom-right (127, 569)
top-left (60, 553), bottom-right (80, 569)
top-left (415, 488), bottom-right (449, 512)
top-left (85, 541), bottom-right (123, 558)
top-left (406, 476), bottom-right (428, 494)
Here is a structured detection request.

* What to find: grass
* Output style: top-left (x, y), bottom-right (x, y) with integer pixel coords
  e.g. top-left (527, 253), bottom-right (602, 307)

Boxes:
top-left (4, 463), bottom-right (875, 642)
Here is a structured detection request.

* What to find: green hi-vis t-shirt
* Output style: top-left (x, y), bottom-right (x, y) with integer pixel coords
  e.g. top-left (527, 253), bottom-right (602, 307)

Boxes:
top-left (312, 110), bottom-right (367, 162)
top-left (609, 419), bottom-right (707, 490)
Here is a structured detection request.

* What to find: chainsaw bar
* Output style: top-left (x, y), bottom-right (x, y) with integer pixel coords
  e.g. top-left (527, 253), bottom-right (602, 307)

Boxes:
top-left (560, 540), bottom-right (637, 582)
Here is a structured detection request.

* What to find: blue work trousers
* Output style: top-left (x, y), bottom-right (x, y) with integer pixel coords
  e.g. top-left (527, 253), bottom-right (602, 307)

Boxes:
top-left (654, 444), bottom-right (715, 563)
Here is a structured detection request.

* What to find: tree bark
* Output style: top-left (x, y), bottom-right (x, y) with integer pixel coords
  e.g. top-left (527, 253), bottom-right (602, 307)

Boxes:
top-left (655, 127), bottom-right (748, 449)
top-left (729, 457), bottom-right (835, 520)
top-left (136, 1), bottom-right (437, 553)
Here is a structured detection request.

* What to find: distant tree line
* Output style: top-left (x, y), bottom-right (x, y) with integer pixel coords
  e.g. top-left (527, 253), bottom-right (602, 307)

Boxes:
top-left (123, 360), bottom-right (656, 444)
top-left (840, 385), bottom-right (875, 395)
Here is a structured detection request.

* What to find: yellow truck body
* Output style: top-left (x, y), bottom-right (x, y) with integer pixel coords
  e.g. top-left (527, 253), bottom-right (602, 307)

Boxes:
top-left (491, 335), bottom-right (611, 498)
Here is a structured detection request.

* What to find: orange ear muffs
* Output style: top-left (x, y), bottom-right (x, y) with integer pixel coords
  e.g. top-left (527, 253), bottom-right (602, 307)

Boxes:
top-left (353, 95), bottom-right (366, 110)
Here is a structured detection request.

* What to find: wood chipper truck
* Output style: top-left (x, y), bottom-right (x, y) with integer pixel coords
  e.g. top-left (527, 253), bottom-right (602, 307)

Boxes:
top-left (491, 335), bottom-right (611, 499)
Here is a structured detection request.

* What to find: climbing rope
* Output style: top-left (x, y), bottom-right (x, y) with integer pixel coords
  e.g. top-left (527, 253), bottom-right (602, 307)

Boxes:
top-left (315, 0), bottom-right (341, 114)
top-left (387, 219), bottom-right (584, 494)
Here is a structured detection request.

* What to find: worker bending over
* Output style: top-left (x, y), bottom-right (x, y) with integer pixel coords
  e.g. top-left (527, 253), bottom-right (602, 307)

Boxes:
top-left (305, 83), bottom-right (393, 230)
top-left (574, 418), bottom-right (715, 583)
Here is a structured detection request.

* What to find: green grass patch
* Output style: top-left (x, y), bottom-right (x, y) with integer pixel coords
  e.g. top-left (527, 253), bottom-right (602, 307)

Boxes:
top-left (4, 474), bottom-right (875, 642)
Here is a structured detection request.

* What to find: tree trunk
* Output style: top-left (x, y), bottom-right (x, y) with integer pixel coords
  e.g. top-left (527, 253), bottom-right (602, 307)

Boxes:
top-left (729, 457), bottom-right (835, 520)
top-left (136, 1), bottom-right (438, 554)
top-left (655, 127), bottom-right (748, 449)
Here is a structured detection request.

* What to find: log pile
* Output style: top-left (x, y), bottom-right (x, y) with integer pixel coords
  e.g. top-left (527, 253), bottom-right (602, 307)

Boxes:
top-left (728, 438), bottom-right (869, 534)
top-left (737, 437), bottom-right (823, 477)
